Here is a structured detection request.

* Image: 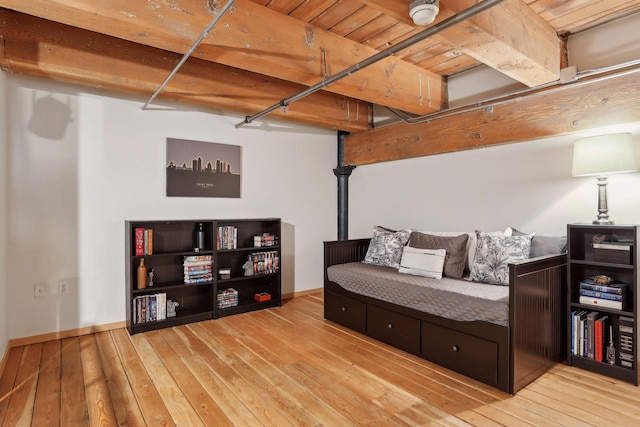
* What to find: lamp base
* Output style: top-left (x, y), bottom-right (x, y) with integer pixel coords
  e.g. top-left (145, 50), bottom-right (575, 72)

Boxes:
top-left (593, 219), bottom-right (615, 225)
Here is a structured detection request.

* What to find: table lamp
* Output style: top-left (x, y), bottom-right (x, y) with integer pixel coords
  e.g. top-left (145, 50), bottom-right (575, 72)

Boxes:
top-left (572, 133), bottom-right (638, 225)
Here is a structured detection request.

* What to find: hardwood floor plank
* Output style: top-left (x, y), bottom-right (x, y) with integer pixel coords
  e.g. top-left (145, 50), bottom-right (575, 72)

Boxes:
top-left (164, 327), bottom-right (263, 427)
top-left (94, 331), bottom-right (146, 426)
top-left (60, 337), bottom-right (88, 426)
top-left (129, 332), bottom-right (204, 426)
top-left (31, 340), bottom-right (61, 427)
top-left (145, 329), bottom-right (234, 426)
top-left (1, 294), bottom-right (639, 426)
top-left (0, 346), bottom-right (24, 425)
top-left (110, 328), bottom-right (174, 426)
top-left (79, 335), bottom-right (119, 426)
top-left (3, 343), bottom-right (42, 426)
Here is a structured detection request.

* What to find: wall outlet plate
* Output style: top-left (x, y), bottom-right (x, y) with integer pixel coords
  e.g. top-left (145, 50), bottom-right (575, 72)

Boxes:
top-left (58, 280), bottom-right (69, 294)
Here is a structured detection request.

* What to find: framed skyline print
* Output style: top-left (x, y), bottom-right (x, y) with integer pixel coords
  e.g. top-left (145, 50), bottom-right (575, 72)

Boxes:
top-left (166, 138), bottom-right (241, 198)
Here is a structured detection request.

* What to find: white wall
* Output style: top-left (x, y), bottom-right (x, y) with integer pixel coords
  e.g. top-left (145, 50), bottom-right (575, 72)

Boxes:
top-left (0, 68), bottom-right (9, 356)
top-left (351, 12), bottom-right (640, 239)
top-left (5, 75), bottom-right (337, 340)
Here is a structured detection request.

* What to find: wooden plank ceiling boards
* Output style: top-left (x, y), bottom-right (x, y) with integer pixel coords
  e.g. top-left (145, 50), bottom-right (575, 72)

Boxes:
top-left (1, 0), bottom-right (639, 162)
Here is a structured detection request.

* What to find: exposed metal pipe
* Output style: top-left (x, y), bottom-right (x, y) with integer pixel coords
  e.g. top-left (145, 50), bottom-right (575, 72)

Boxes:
top-left (385, 58), bottom-right (640, 126)
top-left (142, 0), bottom-right (235, 110)
top-left (235, 0), bottom-right (505, 128)
top-left (334, 130), bottom-right (355, 240)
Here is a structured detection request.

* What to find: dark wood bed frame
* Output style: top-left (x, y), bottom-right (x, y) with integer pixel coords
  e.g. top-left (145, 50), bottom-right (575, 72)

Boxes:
top-left (324, 238), bottom-right (567, 394)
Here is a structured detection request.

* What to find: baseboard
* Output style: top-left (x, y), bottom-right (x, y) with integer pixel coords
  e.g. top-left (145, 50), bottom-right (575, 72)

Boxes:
top-left (7, 321), bottom-right (127, 348)
top-left (282, 287), bottom-right (322, 301)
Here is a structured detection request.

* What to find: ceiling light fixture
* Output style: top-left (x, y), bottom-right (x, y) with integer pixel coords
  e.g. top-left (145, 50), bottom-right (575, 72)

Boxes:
top-left (410, 0), bottom-right (440, 26)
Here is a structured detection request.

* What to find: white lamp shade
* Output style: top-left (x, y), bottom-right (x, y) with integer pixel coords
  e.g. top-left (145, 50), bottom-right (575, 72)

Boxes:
top-left (572, 133), bottom-right (638, 177)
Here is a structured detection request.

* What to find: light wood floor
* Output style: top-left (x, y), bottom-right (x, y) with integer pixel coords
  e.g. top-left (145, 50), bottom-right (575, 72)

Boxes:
top-left (0, 294), bottom-right (639, 426)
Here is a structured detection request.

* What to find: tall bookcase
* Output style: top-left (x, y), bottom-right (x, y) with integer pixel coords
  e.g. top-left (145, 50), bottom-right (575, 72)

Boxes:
top-left (567, 224), bottom-right (639, 385)
top-left (125, 218), bottom-right (281, 334)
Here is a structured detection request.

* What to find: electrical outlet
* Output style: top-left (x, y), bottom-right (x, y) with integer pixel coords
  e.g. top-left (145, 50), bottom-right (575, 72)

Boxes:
top-left (34, 283), bottom-right (46, 298)
top-left (58, 280), bottom-right (69, 294)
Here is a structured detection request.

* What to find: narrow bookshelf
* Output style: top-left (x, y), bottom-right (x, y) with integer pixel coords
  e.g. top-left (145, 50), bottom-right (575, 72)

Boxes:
top-left (125, 218), bottom-right (281, 334)
top-left (567, 224), bottom-right (639, 385)
top-left (214, 218), bottom-right (281, 318)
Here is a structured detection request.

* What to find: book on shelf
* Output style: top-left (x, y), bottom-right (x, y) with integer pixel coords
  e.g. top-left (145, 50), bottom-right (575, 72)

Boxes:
top-left (586, 312), bottom-right (600, 358)
top-left (579, 289), bottom-right (625, 302)
top-left (579, 295), bottom-right (625, 310)
top-left (254, 233), bottom-right (278, 247)
top-left (594, 315), bottom-right (608, 362)
top-left (133, 292), bottom-right (167, 324)
top-left (572, 310), bottom-right (588, 356)
top-left (246, 251), bottom-right (280, 276)
top-left (619, 316), bottom-right (634, 369)
top-left (579, 279), bottom-right (627, 295)
top-left (134, 227), bottom-right (153, 256)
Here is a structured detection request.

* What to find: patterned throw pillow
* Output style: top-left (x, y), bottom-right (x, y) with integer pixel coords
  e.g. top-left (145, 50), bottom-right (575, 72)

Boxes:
top-left (398, 246), bottom-right (446, 279)
top-left (470, 231), bottom-right (533, 285)
top-left (363, 226), bottom-right (411, 269)
top-left (407, 232), bottom-right (469, 279)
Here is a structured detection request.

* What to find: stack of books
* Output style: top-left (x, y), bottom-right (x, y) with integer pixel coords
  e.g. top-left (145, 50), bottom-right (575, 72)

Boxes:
top-left (217, 288), bottom-right (238, 308)
top-left (579, 278), bottom-right (627, 310)
top-left (183, 255), bottom-right (213, 284)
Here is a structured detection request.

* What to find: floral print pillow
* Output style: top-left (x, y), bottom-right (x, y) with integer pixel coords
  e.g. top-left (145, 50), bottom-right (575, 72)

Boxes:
top-left (363, 226), bottom-right (411, 269)
top-left (470, 230), bottom-right (534, 285)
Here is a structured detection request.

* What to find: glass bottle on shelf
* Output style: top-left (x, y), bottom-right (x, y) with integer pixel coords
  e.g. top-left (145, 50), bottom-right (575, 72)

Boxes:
top-left (137, 258), bottom-right (147, 289)
top-left (195, 223), bottom-right (205, 252)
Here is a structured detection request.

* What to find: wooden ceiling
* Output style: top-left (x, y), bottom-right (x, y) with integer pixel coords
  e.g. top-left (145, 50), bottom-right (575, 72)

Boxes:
top-left (1, 0), bottom-right (640, 163)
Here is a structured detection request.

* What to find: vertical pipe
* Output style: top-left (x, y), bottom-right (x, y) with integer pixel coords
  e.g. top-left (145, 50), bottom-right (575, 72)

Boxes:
top-left (334, 131), bottom-right (355, 240)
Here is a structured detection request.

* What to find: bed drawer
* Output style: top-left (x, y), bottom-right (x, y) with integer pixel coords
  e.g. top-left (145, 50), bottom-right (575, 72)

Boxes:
top-left (367, 305), bottom-right (420, 354)
top-left (421, 321), bottom-right (499, 386)
top-left (324, 290), bottom-right (366, 333)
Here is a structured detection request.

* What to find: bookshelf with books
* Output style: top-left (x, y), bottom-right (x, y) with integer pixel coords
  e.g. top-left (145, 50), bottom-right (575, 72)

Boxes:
top-left (126, 220), bottom-right (215, 334)
top-left (126, 218), bottom-right (281, 334)
top-left (567, 224), bottom-right (639, 385)
top-left (214, 218), bottom-right (281, 318)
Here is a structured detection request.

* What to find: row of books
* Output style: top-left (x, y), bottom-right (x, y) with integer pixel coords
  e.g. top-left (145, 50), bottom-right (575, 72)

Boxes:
top-left (133, 292), bottom-right (167, 324)
top-left (134, 227), bottom-right (153, 256)
top-left (578, 278), bottom-right (628, 310)
top-left (571, 310), bottom-right (634, 369)
top-left (184, 255), bottom-right (213, 284)
top-left (217, 226), bottom-right (238, 250)
top-left (217, 288), bottom-right (238, 308)
top-left (254, 233), bottom-right (278, 247)
top-left (246, 251), bottom-right (280, 276)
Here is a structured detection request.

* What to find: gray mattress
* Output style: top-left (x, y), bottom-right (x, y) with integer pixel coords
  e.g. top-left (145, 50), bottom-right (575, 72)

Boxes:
top-left (327, 262), bottom-right (509, 326)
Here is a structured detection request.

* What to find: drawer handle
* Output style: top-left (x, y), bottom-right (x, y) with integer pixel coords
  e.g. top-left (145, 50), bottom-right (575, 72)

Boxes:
top-left (452, 345), bottom-right (459, 352)
top-left (341, 306), bottom-right (347, 312)
top-left (387, 323), bottom-right (393, 329)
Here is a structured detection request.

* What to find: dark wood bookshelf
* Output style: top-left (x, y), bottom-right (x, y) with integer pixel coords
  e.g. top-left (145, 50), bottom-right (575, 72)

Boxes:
top-left (126, 218), bottom-right (281, 334)
top-left (567, 224), bottom-right (639, 385)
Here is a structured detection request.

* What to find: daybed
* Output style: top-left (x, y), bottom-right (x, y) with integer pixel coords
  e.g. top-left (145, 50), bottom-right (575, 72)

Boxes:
top-left (324, 229), bottom-right (567, 394)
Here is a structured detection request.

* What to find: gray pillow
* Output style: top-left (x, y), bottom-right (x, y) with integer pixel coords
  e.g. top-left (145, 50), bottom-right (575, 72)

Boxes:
top-left (511, 228), bottom-right (567, 257)
top-left (363, 226), bottom-right (411, 269)
top-left (408, 232), bottom-right (469, 279)
top-left (470, 231), bottom-right (533, 285)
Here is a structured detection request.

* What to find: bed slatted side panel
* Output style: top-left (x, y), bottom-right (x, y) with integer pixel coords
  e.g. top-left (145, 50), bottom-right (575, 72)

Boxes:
top-left (509, 257), bottom-right (567, 394)
top-left (324, 239), bottom-right (370, 278)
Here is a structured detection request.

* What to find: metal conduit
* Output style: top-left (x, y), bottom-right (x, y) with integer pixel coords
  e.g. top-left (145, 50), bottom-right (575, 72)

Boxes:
top-left (385, 58), bottom-right (640, 126)
top-left (142, 0), bottom-right (235, 110)
top-left (234, 0), bottom-right (505, 128)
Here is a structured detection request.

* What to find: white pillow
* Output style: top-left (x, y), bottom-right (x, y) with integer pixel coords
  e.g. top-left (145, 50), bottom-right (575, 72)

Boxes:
top-left (398, 246), bottom-right (446, 279)
top-left (416, 228), bottom-right (511, 272)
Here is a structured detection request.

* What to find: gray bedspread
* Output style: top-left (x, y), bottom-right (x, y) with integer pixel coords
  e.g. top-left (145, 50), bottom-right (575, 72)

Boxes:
top-left (327, 262), bottom-right (509, 326)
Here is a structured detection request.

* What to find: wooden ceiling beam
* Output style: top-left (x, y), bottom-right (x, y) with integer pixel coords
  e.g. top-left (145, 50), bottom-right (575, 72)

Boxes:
top-left (440, 0), bottom-right (561, 87)
top-left (0, 0), bottom-right (444, 115)
top-left (343, 67), bottom-right (640, 165)
top-left (0, 10), bottom-right (371, 132)
top-left (363, 0), bottom-right (562, 87)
